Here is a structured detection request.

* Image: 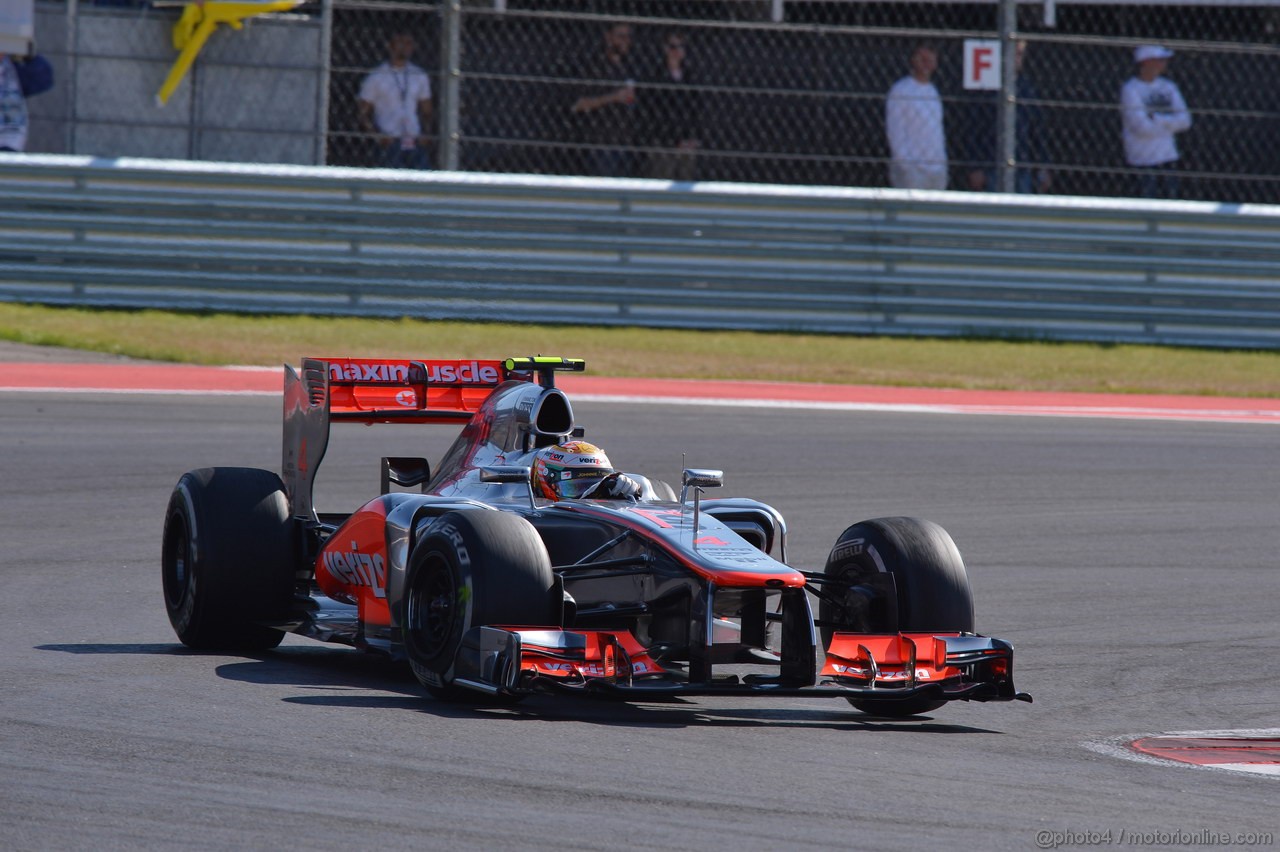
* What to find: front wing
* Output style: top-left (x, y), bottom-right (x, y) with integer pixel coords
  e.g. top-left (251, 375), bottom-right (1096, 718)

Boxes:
top-left (450, 626), bottom-right (1031, 705)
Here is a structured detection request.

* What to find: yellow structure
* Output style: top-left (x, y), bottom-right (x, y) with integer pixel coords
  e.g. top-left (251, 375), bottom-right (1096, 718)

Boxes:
top-left (157, 0), bottom-right (304, 106)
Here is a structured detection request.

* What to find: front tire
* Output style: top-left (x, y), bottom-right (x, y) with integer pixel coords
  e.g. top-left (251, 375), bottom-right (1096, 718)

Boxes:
top-left (161, 468), bottom-right (297, 651)
top-left (402, 510), bottom-right (558, 701)
top-left (821, 517), bottom-right (974, 717)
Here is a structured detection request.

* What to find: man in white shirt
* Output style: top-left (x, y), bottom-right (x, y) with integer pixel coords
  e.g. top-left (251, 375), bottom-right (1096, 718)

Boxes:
top-left (358, 31), bottom-right (434, 169)
top-left (1120, 45), bottom-right (1191, 199)
top-left (885, 43), bottom-right (947, 190)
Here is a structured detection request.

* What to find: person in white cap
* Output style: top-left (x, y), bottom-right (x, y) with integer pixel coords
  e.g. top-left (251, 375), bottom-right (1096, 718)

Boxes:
top-left (1120, 45), bottom-right (1191, 198)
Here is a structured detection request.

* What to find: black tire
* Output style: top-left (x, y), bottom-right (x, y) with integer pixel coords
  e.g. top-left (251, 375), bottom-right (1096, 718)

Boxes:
top-left (649, 479), bottom-right (678, 502)
top-left (820, 517), bottom-right (974, 717)
top-left (161, 467), bottom-right (297, 651)
top-left (402, 510), bottom-right (558, 701)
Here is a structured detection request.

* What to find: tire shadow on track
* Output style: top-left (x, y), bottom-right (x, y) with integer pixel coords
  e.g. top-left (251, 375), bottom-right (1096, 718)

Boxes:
top-left (39, 643), bottom-right (196, 655)
top-left (38, 643), bottom-right (1001, 732)
top-left (38, 641), bottom-right (423, 695)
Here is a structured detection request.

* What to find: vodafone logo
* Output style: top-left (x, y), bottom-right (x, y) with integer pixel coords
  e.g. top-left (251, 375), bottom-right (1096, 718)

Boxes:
top-left (395, 389), bottom-right (417, 407)
top-left (321, 545), bottom-right (387, 598)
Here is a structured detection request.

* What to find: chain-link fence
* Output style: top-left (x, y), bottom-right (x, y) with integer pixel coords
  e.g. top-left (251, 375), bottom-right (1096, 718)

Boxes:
top-left (23, 1), bottom-right (1280, 203)
top-left (1013, 3), bottom-right (1280, 202)
top-left (321, 0), bottom-right (1280, 202)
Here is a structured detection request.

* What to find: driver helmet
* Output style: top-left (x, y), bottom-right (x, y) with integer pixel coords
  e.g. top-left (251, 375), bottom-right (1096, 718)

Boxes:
top-left (533, 441), bottom-right (615, 500)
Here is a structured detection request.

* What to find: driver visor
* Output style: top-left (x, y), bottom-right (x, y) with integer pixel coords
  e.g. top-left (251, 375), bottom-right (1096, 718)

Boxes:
top-left (556, 468), bottom-right (613, 499)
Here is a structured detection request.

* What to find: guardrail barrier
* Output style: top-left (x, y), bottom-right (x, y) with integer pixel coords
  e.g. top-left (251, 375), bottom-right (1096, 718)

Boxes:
top-left (1, 154), bottom-right (1278, 350)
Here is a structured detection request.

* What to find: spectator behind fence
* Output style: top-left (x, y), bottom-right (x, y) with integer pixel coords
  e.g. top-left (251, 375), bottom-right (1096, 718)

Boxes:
top-left (965, 40), bottom-right (1050, 194)
top-left (570, 22), bottom-right (639, 178)
top-left (885, 42), bottom-right (947, 190)
top-left (0, 50), bottom-right (54, 153)
top-left (642, 30), bottom-right (702, 181)
top-left (358, 31), bottom-right (434, 169)
top-left (1121, 45), bottom-right (1191, 199)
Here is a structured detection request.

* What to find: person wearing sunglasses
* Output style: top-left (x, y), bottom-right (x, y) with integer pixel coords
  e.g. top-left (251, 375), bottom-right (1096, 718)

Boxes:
top-left (643, 30), bottom-right (702, 181)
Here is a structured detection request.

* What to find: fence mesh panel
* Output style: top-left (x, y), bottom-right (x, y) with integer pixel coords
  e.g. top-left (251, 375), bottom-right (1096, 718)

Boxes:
top-left (1015, 5), bottom-right (1280, 202)
top-left (28, 1), bottom-right (1280, 202)
top-left (324, 1), bottom-right (1280, 201)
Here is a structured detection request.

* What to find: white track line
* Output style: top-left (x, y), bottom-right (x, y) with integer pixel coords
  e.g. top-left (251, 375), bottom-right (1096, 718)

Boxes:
top-left (2, 386), bottom-right (1277, 424)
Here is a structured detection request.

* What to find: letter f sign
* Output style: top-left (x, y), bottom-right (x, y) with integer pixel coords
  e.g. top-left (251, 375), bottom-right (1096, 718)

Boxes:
top-left (964, 39), bottom-right (1001, 90)
top-left (973, 48), bottom-right (993, 81)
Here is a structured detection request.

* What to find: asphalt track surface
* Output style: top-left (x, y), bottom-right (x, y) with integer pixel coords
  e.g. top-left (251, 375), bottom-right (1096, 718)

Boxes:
top-left (3, 354), bottom-right (1277, 850)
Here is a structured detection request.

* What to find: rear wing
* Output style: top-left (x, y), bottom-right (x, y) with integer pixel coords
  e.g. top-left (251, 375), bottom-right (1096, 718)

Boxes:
top-left (324, 358), bottom-right (515, 424)
top-left (281, 356), bottom-right (583, 521)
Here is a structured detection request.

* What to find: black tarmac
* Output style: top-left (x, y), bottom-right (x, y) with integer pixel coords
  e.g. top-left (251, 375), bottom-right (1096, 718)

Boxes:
top-left (2, 388), bottom-right (1276, 850)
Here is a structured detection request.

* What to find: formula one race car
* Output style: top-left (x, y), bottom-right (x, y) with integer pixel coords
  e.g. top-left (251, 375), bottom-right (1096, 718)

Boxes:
top-left (161, 356), bottom-right (1030, 716)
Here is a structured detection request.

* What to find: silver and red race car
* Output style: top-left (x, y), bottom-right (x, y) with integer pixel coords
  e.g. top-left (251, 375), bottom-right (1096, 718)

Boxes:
top-left (162, 356), bottom-right (1030, 716)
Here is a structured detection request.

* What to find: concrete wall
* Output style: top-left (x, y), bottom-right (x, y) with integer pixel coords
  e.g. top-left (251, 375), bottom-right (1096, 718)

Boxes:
top-left (28, 2), bottom-right (323, 164)
top-left (0, 0), bottom-right (36, 54)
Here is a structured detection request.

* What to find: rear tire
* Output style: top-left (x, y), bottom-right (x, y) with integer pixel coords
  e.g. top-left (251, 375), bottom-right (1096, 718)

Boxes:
top-left (161, 468), bottom-right (297, 651)
top-left (821, 517), bottom-right (974, 717)
top-left (402, 511), bottom-right (558, 701)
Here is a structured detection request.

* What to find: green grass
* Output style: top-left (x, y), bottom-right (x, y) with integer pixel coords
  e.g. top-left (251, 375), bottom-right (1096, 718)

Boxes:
top-left (1, 303), bottom-right (1277, 398)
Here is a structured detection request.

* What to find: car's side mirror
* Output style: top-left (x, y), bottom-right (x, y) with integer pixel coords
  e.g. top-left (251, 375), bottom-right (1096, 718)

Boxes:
top-left (680, 469), bottom-right (724, 534)
top-left (680, 468), bottom-right (723, 504)
top-left (480, 465), bottom-right (534, 484)
top-left (381, 457), bottom-right (431, 494)
top-left (482, 465), bottom-right (538, 510)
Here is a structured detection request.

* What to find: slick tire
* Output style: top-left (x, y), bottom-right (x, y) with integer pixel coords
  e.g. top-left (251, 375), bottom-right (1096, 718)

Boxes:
top-left (821, 517), bottom-right (974, 718)
top-left (402, 510), bottom-right (558, 702)
top-left (162, 467), bottom-right (297, 651)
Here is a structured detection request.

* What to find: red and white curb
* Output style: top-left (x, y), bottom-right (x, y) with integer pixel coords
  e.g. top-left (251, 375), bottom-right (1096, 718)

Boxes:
top-left (1086, 729), bottom-right (1280, 778)
top-left (1, 363), bottom-right (1278, 425)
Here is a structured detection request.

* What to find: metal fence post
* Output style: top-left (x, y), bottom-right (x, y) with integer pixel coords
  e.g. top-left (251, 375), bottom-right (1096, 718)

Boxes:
top-left (438, 0), bottom-right (462, 172)
top-left (189, 47), bottom-right (200, 161)
top-left (316, 0), bottom-right (333, 165)
top-left (65, 0), bottom-right (78, 154)
top-left (997, 0), bottom-right (1016, 194)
